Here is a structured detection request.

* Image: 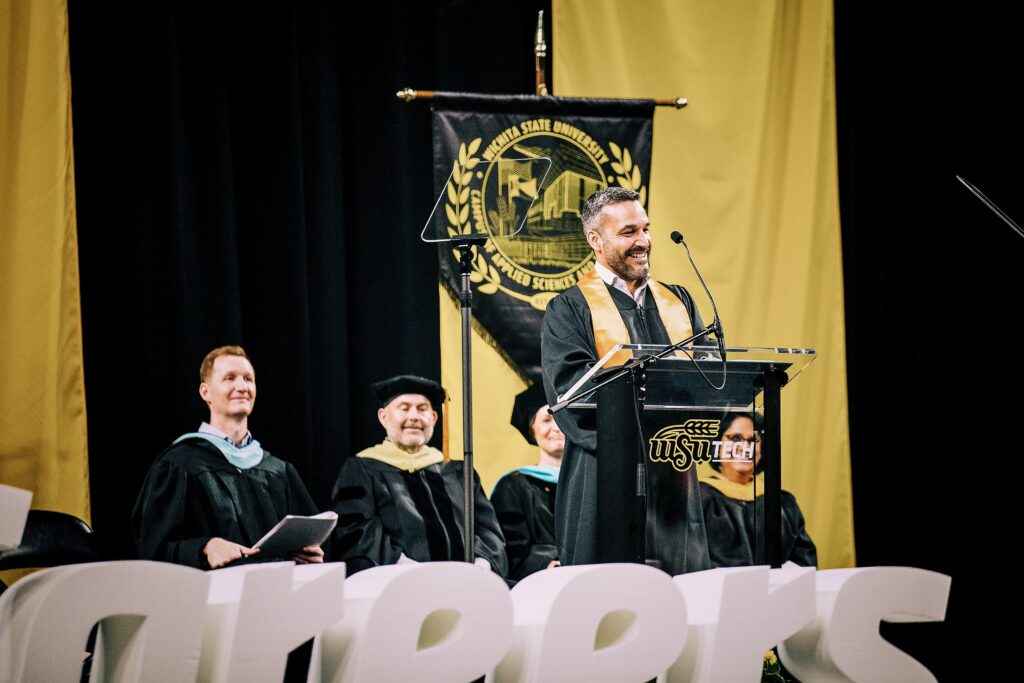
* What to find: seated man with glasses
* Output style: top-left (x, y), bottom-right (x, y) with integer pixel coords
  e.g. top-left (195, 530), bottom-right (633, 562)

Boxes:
top-left (699, 412), bottom-right (817, 567)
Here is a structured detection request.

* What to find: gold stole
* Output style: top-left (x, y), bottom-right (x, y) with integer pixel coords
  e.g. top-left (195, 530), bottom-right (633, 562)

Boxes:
top-left (357, 440), bottom-right (445, 472)
top-left (577, 268), bottom-right (694, 366)
top-left (700, 473), bottom-right (766, 501)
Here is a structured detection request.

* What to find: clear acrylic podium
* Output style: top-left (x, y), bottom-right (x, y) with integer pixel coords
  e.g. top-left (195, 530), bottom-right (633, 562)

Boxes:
top-left (565, 344), bottom-right (815, 573)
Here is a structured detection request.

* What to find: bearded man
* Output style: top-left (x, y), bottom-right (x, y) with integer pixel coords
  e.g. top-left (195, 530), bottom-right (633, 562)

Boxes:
top-left (330, 375), bottom-right (507, 575)
top-left (541, 186), bottom-right (713, 574)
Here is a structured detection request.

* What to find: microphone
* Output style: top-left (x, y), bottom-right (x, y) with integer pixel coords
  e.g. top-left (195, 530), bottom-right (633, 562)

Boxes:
top-left (668, 231), bottom-right (726, 363)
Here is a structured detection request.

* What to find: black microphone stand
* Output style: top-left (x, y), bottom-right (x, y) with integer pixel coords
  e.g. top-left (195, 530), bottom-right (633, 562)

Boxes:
top-left (454, 235), bottom-right (487, 564)
top-left (425, 155), bottom-right (551, 566)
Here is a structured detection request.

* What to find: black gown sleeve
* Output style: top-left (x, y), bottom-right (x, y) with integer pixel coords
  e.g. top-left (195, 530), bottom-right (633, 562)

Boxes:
top-left (130, 458), bottom-right (210, 569)
top-left (701, 483), bottom-right (819, 568)
top-left (700, 483), bottom-right (753, 568)
top-left (330, 458), bottom-right (406, 567)
top-left (285, 463), bottom-right (319, 517)
top-left (782, 492), bottom-right (818, 567)
top-left (491, 475), bottom-right (558, 580)
top-left (541, 292), bottom-right (600, 452)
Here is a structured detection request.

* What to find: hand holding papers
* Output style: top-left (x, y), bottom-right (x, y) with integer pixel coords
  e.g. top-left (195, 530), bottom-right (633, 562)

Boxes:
top-left (252, 511), bottom-right (337, 560)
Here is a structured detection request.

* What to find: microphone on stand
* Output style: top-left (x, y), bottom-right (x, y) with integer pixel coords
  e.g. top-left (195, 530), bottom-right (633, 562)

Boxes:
top-left (669, 231), bottom-right (726, 364)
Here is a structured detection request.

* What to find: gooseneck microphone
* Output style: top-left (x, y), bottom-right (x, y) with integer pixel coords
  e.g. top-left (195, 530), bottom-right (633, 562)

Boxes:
top-left (669, 231), bottom-right (726, 364)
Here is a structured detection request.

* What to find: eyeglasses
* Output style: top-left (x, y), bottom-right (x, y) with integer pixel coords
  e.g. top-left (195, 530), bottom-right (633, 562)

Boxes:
top-left (722, 433), bottom-right (760, 445)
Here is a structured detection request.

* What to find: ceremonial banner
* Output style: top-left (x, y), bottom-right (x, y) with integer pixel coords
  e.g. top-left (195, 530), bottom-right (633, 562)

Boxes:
top-left (432, 94), bottom-right (655, 380)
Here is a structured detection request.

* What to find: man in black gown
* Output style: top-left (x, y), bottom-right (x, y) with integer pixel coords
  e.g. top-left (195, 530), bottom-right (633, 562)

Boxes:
top-left (131, 345), bottom-right (324, 569)
top-left (541, 186), bottom-right (712, 575)
top-left (490, 383), bottom-right (562, 581)
top-left (331, 375), bottom-right (507, 576)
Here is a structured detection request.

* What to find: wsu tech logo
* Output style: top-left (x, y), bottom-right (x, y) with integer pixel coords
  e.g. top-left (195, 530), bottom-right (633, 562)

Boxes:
top-left (442, 119), bottom-right (648, 311)
top-left (647, 419), bottom-right (758, 473)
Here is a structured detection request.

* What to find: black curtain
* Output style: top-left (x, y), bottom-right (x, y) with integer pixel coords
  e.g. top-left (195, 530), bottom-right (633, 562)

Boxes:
top-left (68, 0), bottom-right (551, 561)
top-left (836, 2), bottom-right (1021, 679)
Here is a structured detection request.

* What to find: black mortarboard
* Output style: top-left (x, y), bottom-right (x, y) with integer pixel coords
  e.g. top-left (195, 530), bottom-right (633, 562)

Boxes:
top-left (510, 383), bottom-right (549, 445)
top-left (370, 374), bottom-right (446, 410)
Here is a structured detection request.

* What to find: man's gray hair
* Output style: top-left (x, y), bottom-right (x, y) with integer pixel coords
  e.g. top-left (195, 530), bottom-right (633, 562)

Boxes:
top-left (581, 186), bottom-right (640, 236)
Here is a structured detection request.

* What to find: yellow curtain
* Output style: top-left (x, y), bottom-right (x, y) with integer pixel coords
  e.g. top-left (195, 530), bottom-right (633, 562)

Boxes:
top-left (551, 0), bottom-right (854, 568)
top-left (0, 0), bottom-right (91, 573)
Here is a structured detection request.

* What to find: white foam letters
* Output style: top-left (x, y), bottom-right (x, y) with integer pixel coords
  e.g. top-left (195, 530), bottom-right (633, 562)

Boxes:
top-left (315, 562), bottom-right (512, 683)
top-left (668, 564), bottom-right (815, 682)
top-left (0, 560), bottom-right (209, 682)
top-left (0, 483), bottom-right (32, 550)
top-left (779, 567), bottom-right (951, 683)
top-left (495, 563), bottom-right (688, 682)
top-left (200, 561), bottom-right (345, 683)
top-left (0, 561), bottom-right (951, 681)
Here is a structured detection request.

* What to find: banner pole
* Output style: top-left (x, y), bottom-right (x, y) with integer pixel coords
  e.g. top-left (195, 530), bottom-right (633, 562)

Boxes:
top-left (397, 88), bottom-right (688, 109)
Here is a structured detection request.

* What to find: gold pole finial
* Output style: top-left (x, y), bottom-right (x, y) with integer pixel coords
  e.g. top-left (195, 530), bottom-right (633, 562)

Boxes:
top-left (534, 11), bottom-right (549, 96)
top-left (535, 11), bottom-right (547, 59)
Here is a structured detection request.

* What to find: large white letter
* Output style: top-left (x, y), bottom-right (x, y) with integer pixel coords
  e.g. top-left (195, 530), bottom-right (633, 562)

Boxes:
top-left (495, 563), bottom-right (688, 682)
top-left (780, 567), bottom-right (950, 682)
top-left (0, 483), bottom-right (32, 550)
top-left (0, 560), bottom-right (209, 682)
top-left (200, 561), bottom-right (345, 683)
top-left (316, 562), bottom-right (511, 683)
top-left (668, 565), bottom-right (815, 682)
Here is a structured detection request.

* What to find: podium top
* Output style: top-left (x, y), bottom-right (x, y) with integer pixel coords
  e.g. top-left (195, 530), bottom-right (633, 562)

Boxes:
top-left (562, 344), bottom-right (816, 411)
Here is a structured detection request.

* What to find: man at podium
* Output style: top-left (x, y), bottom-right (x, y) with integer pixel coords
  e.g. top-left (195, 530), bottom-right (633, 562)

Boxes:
top-left (540, 187), bottom-right (712, 573)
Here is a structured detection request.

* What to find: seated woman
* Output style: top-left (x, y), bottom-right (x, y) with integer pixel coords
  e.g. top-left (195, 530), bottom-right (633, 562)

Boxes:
top-left (699, 412), bottom-right (817, 567)
top-left (490, 384), bottom-right (563, 581)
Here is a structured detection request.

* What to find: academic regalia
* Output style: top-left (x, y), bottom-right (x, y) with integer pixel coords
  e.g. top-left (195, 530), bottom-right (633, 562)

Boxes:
top-left (540, 281), bottom-right (713, 575)
top-left (369, 374), bottom-right (446, 410)
top-left (700, 475), bottom-right (817, 568)
top-left (490, 468), bottom-right (558, 581)
top-left (130, 436), bottom-right (318, 569)
top-left (509, 383), bottom-right (548, 444)
top-left (331, 442), bottom-right (508, 577)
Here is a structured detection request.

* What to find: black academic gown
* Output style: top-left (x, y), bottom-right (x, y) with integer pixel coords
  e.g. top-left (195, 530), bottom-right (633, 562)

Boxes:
top-left (331, 457), bottom-right (508, 577)
top-left (700, 481), bottom-right (818, 568)
top-left (490, 472), bottom-right (558, 581)
top-left (540, 281), bottom-right (713, 575)
top-left (130, 437), bottom-right (319, 569)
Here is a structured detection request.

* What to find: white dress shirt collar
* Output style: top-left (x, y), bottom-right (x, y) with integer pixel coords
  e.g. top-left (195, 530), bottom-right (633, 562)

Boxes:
top-left (594, 260), bottom-right (650, 306)
top-left (199, 421), bottom-right (254, 448)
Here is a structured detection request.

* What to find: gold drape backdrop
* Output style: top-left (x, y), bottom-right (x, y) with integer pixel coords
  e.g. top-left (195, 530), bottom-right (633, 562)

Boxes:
top-left (450, 0), bottom-right (854, 568)
top-left (0, 0), bottom-right (90, 570)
